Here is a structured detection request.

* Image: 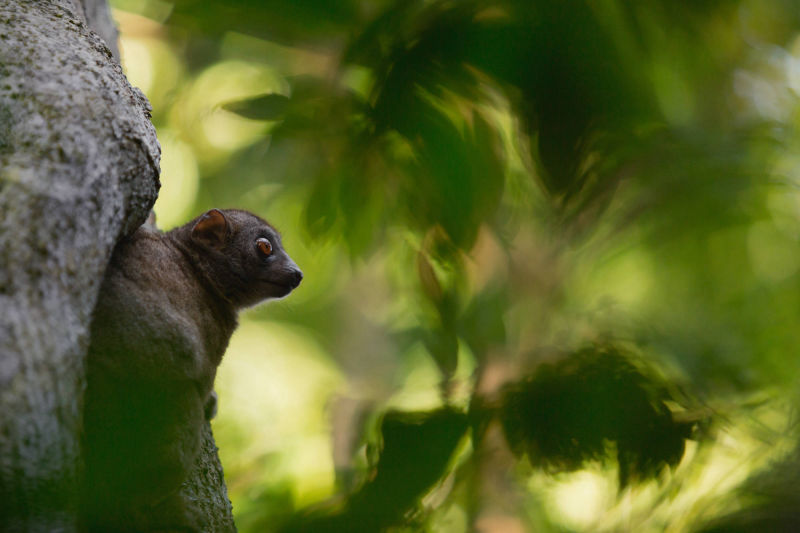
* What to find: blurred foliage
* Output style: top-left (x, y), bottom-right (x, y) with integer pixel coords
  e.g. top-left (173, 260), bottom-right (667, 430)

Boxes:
top-left (276, 408), bottom-right (468, 533)
top-left (697, 441), bottom-right (800, 532)
top-left (498, 345), bottom-right (694, 487)
top-left (112, 0), bottom-right (800, 530)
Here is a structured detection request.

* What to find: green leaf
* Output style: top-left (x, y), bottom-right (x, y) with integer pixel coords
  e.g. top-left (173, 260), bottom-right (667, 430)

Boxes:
top-left (500, 345), bottom-right (696, 486)
top-left (222, 93), bottom-right (290, 120)
top-left (278, 408), bottom-right (468, 533)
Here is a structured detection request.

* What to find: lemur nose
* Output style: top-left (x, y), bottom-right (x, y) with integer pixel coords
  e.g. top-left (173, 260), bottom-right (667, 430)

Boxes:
top-left (290, 268), bottom-right (303, 288)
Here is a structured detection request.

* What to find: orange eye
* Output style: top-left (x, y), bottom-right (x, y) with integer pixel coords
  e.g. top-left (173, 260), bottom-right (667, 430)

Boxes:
top-left (256, 238), bottom-right (272, 257)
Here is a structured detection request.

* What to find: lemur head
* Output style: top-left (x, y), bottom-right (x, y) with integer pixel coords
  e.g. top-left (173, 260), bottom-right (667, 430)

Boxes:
top-left (188, 208), bottom-right (303, 309)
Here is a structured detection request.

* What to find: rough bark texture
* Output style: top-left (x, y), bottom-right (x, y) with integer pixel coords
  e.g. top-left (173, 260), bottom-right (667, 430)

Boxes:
top-left (75, 0), bottom-right (121, 61)
top-left (180, 423), bottom-right (238, 533)
top-left (0, 1), bottom-right (158, 530)
top-left (1, 1), bottom-right (238, 530)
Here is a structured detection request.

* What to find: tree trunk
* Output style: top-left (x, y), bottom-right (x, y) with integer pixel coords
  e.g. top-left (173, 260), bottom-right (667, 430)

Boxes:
top-left (180, 424), bottom-right (237, 533)
top-left (0, 2), bottom-right (234, 531)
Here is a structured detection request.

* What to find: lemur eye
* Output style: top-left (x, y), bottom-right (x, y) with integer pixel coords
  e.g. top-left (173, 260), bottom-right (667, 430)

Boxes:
top-left (255, 237), bottom-right (272, 257)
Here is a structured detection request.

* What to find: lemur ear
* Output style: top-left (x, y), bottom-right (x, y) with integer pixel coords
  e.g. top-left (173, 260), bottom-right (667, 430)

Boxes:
top-left (192, 209), bottom-right (228, 248)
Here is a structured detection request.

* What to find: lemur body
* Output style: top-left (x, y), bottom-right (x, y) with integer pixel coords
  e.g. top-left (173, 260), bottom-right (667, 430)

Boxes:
top-left (81, 209), bottom-right (302, 531)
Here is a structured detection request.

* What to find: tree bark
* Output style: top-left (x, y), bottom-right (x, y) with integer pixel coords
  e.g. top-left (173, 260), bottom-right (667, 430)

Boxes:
top-left (179, 423), bottom-right (238, 533)
top-left (0, 2), bottom-right (233, 531)
top-left (0, 2), bottom-right (158, 529)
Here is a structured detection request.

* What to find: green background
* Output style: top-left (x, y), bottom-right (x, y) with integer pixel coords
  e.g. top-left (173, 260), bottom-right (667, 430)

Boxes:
top-left (110, 1), bottom-right (800, 531)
